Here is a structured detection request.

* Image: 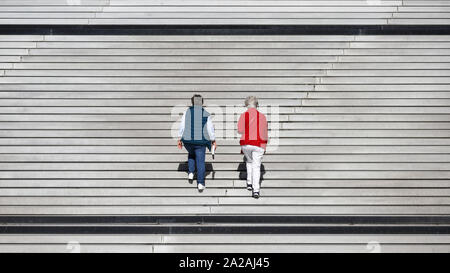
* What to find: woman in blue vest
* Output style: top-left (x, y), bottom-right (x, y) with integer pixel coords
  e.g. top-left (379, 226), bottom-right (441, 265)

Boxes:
top-left (178, 94), bottom-right (216, 192)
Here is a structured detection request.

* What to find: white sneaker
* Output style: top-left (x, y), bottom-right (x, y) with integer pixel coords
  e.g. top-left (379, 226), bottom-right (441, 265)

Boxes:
top-left (197, 183), bottom-right (205, 191)
top-left (188, 173), bottom-right (194, 183)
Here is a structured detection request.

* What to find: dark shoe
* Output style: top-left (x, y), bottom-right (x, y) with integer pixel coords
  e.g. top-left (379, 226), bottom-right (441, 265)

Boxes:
top-left (246, 183), bottom-right (253, 191)
top-left (252, 192), bottom-right (260, 199)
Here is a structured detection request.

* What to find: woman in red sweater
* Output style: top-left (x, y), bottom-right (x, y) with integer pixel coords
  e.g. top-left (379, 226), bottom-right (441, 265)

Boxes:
top-left (237, 96), bottom-right (268, 199)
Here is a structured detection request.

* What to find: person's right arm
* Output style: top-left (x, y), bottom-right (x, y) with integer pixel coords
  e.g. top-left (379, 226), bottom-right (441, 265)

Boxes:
top-left (206, 116), bottom-right (217, 149)
top-left (260, 113), bottom-right (268, 150)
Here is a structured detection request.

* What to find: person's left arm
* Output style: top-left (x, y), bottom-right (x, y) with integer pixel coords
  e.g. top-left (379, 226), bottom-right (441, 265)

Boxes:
top-left (177, 110), bottom-right (186, 149)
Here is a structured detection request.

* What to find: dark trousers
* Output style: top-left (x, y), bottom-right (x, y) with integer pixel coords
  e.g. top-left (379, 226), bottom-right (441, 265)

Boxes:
top-left (184, 143), bottom-right (206, 185)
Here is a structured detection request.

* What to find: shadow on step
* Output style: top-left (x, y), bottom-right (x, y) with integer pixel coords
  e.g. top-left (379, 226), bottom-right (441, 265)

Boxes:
top-left (176, 157), bottom-right (266, 183)
top-left (177, 162), bottom-right (215, 180)
top-left (238, 156), bottom-right (266, 186)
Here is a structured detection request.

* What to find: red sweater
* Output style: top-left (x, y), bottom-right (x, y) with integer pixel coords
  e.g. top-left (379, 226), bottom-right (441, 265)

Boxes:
top-left (237, 108), bottom-right (268, 149)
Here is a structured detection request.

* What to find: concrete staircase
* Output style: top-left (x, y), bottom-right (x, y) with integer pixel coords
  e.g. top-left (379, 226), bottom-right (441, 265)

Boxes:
top-left (1, 0), bottom-right (450, 25)
top-left (0, 34), bottom-right (449, 252)
top-left (1, 216), bottom-right (450, 252)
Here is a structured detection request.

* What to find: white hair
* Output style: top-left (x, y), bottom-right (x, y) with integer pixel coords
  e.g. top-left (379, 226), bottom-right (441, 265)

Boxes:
top-left (245, 96), bottom-right (258, 108)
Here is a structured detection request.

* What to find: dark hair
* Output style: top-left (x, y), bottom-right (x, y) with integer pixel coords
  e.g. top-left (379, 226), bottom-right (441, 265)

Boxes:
top-left (191, 94), bottom-right (204, 106)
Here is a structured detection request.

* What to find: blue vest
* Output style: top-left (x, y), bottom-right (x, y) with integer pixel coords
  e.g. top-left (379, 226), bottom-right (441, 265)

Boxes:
top-left (181, 106), bottom-right (212, 150)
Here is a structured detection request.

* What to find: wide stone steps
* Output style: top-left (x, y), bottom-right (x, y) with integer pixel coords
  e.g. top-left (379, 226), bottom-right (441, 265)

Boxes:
top-left (1, 0), bottom-right (449, 25)
top-left (0, 35), bottom-right (448, 252)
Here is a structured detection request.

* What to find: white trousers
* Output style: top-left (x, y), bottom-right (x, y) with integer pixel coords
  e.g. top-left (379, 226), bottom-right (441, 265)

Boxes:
top-left (241, 145), bottom-right (264, 192)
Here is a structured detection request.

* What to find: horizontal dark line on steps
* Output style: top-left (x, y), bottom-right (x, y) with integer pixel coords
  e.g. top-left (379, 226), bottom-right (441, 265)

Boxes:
top-left (1, 215), bottom-right (449, 224)
top-left (0, 25), bottom-right (450, 35)
top-left (1, 225), bottom-right (449, 235)
top-left (1, 216), bottom-right (449, 234)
